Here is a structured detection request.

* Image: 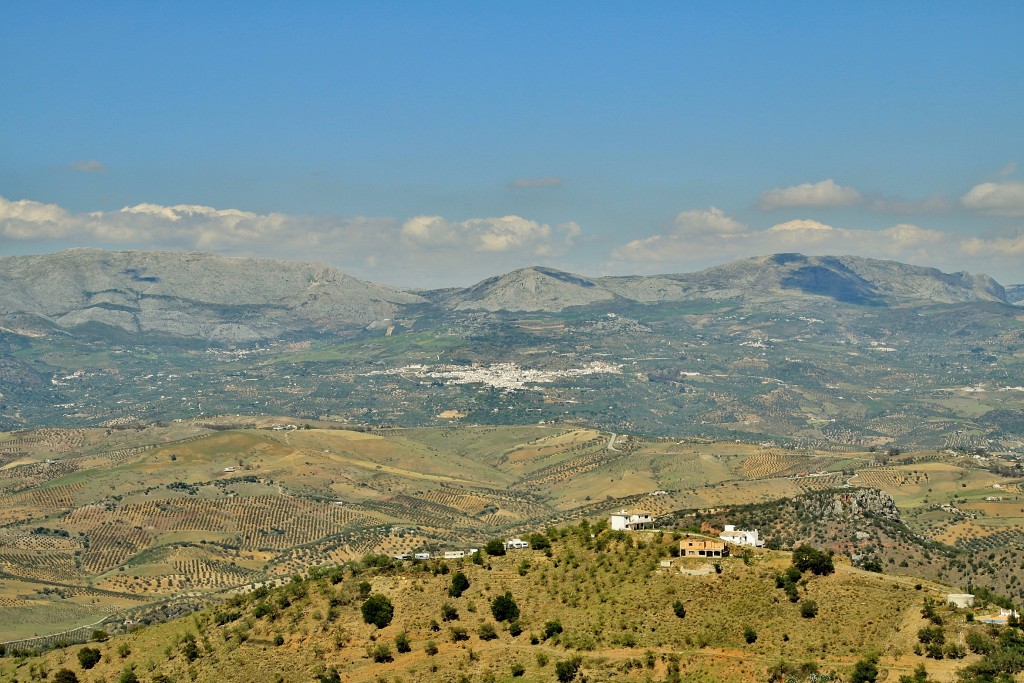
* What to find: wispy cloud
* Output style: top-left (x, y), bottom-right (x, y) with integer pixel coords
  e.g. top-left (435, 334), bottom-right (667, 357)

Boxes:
top-left (507, 176), bottom-right (563, 189)
top-left (960, 233), bottom-right (1024, 256)
top-left (757, 179), bottom-right (862, 211)
top-left (869, 194), bottom-right (953, 214)
top-left (961, 180), bottom-right (1024, 217)
top-left (993, 161), bottom-right (1018, 179)
top-left (69, 159), bottom-right (106, 173)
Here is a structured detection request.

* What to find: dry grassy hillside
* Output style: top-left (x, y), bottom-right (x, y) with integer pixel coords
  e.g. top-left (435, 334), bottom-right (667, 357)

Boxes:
top-left (3, 523), bottom-right (1011, 683)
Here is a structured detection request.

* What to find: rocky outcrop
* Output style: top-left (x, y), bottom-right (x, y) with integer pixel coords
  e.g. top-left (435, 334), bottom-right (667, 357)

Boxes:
top-left (813, 488), bottom-right (902, 522)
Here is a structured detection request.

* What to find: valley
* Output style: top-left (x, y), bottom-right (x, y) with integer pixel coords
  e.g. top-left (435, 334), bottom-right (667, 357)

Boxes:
top-left (0, 251), bottom-right (1021, 681)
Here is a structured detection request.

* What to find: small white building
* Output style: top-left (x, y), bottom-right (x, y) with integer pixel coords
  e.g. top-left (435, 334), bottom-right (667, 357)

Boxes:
top-left (505, 538), bottom-right (529, 550)
top-left (442, 550), bottom-right (465, 560)
top-left (413, 552), bottom-right (431, 560)
top-left (609, 509), bottom-right (654, 531)
top-left (947, 593), bottom-right (976, 609)
top-left (719, 524), bottom-right (764, 547)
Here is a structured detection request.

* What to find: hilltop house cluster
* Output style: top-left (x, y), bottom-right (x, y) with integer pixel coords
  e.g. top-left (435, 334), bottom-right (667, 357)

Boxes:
top-left (678, 525), bottom-right (764, 558)
top-left (395, 538), bottom-right (530, 561)
top-left (607, 509), bottom-right (764, 558)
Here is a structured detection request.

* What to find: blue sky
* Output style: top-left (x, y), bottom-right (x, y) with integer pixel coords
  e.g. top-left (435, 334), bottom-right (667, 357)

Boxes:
top-left (2, 3), bottom-right (1023, 287)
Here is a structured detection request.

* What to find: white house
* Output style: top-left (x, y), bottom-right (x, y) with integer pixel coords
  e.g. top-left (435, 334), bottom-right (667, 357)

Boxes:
top-left (442, 550), bottom-right (465, 559)
top-left (609, 509), bottom-right (654, 531)
top-left (505, 538), bottom-right (530, 550)
top-left (719, 524), bottom-right (764, 547)
top-left (413, 552), bottom-right (431, 560)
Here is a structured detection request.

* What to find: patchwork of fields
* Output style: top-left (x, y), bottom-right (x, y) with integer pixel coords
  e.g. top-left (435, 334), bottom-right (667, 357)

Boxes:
top-left (0, 419), bottom-right (1021, 641)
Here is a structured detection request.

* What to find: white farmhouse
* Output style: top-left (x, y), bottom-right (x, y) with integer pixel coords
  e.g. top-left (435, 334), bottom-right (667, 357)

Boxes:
top-left (719, 524), bottom-right (764, 547)
top-left (505, 538), bottom-right (530, 550)
top-left (609, 509), bottom-right (654, 531)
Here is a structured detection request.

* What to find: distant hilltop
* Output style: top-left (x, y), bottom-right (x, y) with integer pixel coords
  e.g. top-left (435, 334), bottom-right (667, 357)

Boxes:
top-left (0, 249), bottom-right (1013, 342)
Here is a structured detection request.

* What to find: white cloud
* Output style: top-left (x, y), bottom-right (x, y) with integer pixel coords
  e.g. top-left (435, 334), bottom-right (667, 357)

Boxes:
top-left (400, 214), bottom-right (576, 255)
top-left (961, 181), bottom-right (1024, 216)
top-left (765, 219), bottom-right (836, 243)
top-left (70, 159), bottom-right (105, 173)
top-left (673, 207), bottom-right (745, 236)
top-left (508, 177), bottom-right (563, 189)
top-left (758, 179), bottom-right (863, 211)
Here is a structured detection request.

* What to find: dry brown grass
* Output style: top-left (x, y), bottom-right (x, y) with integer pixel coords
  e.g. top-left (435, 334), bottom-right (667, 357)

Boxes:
top-left (1, 526), bottom-right (978, 682)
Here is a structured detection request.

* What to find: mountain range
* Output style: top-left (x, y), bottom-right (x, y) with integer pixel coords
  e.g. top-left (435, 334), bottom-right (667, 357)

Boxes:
top-left (0, 249), bottom-right (1015, 342)
top-left (1, 249), bottom-right (1021, 447)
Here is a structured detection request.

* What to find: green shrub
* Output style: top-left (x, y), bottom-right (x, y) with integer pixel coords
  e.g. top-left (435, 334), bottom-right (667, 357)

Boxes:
top-left (78, 646), bottom-right (102, 669)
top-left (478, 623), bottom-right (498, 640)
top-left (850, 652), bottom-right (879, 683)
top-left (491, 591), bottom-right (520, 622)
top-left (743, 626), bottom-right (757, 644)
top-left (252, 601), bottom-right (274, 619)
top-left (966, 630), bottom-right (994, 654)
top-left (555, 655), bottom-right (583, 682)
top-left (800, 600), bottom-right (818, 619)
top-left (181, 634), bottom-right (200, 662)
top-left (449, 572), bottom-right (470, 598)
top-left (917, 625), bottom-right (944, 645)
top-left (672, 600), bottom-right (686, 618)
top-left (368, 643), bottom-right (393, 663)
top-left (543, 619), bottom-right (564, 640)
top-left (527, 532), bottom-right (551, 551)
top-left (450, 626), bottom-right (469, 642)
top-left (511, 661), bottom-right (526, 677)
top-left (792, 545), bottom-right (834, 576)
top-left (395, 631), bottom-right (411, 653)
top-left (361, 594), bottom-right (394, 628)
top-left (53, 669), bottom-right (79, 683)
top-left (441, 603), bottom-right (459, 621)
top-left (316, 667), bottom-right (342, 683)
top-left (424, 639), bottom-right (438, 655)
top-left (484, 538), bottom-right (506, 556)
top-left (862, 559), bottom-right (883, 573)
